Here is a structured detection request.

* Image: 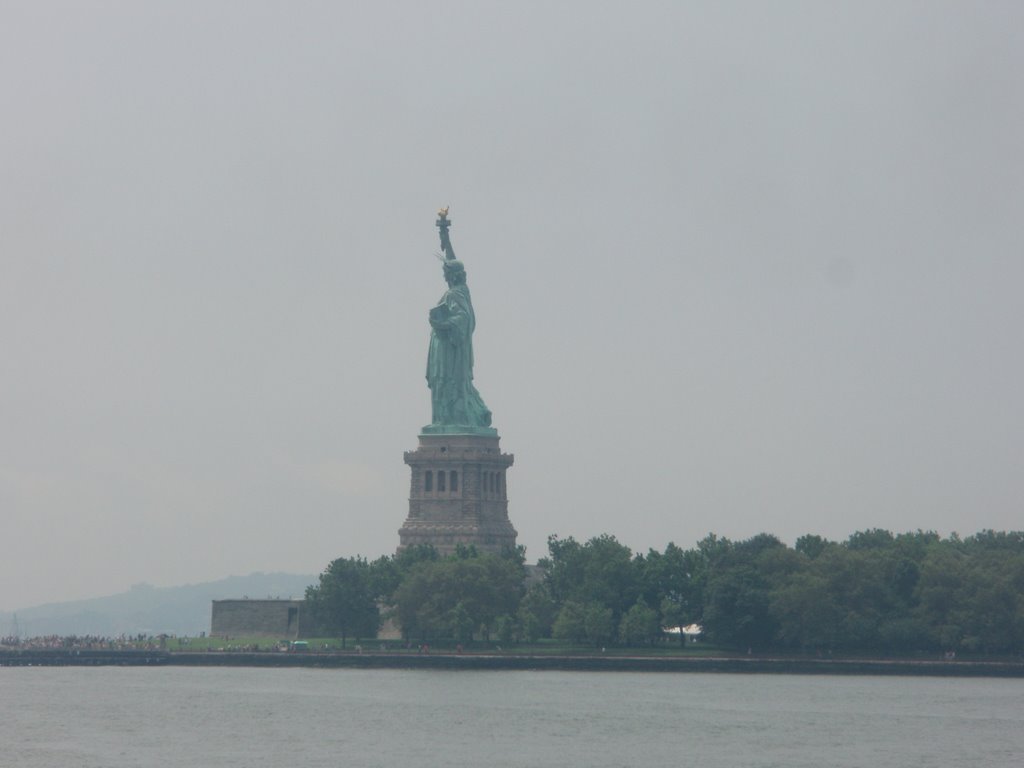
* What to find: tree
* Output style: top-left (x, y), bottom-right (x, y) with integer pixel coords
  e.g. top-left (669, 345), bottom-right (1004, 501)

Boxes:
top-left (517, 583), bottom-right (558, 640)
top-left (770, 568), bottom-right (842, 650)
top-left (703, 564), bottom-right (774, 649)
top-left (393, 552), bottom-right (524, 642)
top-left (447, 601), bottom-right (475, 643)
top-left (701, 534), bottom-right (787, 649)
top-left (845, 529), bottom-right (895, 551)
top-left (660, 596), bottom-right (687, 646)
top-left (305, 557), bottom-right (380, 648)
top-left (794, 534), bottom-right (831, 560)
top-left (544, 534), bottom-right (640, 626)
top-left (551, 599), bottom-right (614, 647)
top-left (583, 603), bottom-right (615, 647)
top-left (494, 614), bottom-right (518, 645)
top-left (619, 598), bottom-right (660, 646)
top-left (957, 549), bottom-right (1024, 653)
top-left (369, 545), bottom-right (440, 603)
top-left (516, 606), bottom-right (544, 643)
top-left (552, 601), bottom-right (587, 644)
top-left (638, 542), bottom-right (699, 634)
top-left (914, 543), bottom-right (966, 649)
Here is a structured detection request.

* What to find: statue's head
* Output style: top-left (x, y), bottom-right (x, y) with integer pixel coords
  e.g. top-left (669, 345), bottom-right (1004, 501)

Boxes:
top-left (443, 260), bottom-right (466, 286)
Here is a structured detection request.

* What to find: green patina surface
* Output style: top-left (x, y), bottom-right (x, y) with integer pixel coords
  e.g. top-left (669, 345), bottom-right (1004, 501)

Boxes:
top-left (421, 423), bottom-right (498, 436)
top-left (423, 209), bottom-right (496, 436)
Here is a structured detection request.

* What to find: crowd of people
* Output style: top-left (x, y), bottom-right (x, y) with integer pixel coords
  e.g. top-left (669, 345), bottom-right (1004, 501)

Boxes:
top-left (0, 634), bottom-right (170, 650)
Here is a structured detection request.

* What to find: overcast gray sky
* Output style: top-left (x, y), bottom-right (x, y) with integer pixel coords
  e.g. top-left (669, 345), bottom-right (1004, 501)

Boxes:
top-left (2, 1), bottom-right (1022, 611)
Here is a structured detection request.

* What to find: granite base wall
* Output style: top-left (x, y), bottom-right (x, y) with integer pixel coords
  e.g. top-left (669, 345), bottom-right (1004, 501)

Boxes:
top-left (210, 599), bottom-right (318, 639)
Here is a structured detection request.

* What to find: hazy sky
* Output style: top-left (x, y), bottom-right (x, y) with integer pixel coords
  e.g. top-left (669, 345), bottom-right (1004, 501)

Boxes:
top-left (2, 1), bottom-right (1022, 611)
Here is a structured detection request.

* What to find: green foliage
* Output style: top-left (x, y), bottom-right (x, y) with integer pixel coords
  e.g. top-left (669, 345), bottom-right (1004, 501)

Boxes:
top-left (794, 534), bottom-right (831, 559)
top-left (583, 603), bottom-right (615, 646)
top-left (309, 527), bottom-right (1024, 656)
top-left (665, 528), bottom-right (1024, 654)
top-left (703, 563), bottom-right (775, 649)
top-left (518, 583), bottom-right (558, 640)
top-left (553, 601), bottom-right (616, 646)
top-left (544, 534), bottom-right (640, 626)
top-left (305, 556), bottom-right (380, 648)
top-left (500, 544), bottom-right (528, 567)
top-left (516, 606), bottom-right (544, 643)
top-left (770, 569), bottom-right (842, 649)
top-left (955, 548), bottom-right (1024, 652)
top-left (659, 596), bottom-right (687, 646)
top-left (393, 551), bottom-right (524, 641)
top-left (367, 545), bottom-right (440, 604)
top-left (619, 598), bottom-right (660, 646)
top-left (552, 601), bottom-right (587, 644)
top-left (448, 601), bottom-right (475, 643)
top-left (845, 528), bottom-right (896, 550)
top-left (638, 542), bottom-right (699, 626)
top-left (494, 614), bottom-right (517, 645)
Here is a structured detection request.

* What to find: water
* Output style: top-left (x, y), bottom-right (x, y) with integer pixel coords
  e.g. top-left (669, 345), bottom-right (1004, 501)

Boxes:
top-left (2, 668), bottom-right (1022, 767)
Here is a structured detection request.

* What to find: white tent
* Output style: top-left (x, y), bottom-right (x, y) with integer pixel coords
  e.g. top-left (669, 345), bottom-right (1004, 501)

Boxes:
top-left (662, 624), bottom-right (703, 637)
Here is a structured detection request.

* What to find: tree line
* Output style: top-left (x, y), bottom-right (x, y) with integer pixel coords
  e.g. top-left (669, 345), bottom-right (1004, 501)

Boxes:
top-left (305, 529), bottom-right (1024, 654)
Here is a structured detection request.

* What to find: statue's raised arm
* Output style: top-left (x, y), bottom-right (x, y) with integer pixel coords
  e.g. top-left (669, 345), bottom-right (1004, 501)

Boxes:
top-left (436, 206), bottom-right (456, 261)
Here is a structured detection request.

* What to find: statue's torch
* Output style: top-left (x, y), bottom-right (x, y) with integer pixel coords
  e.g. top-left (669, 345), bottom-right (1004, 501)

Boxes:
top-left (436, 206), bottom-right (455, 261)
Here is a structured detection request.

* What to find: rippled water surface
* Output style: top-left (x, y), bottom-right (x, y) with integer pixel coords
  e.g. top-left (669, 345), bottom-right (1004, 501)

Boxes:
top-left (2, 667), bottom-right (1022, 767)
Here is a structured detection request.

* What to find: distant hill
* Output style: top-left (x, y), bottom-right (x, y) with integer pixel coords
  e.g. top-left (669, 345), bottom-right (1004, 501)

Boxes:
top-left (0, 572), bottom-right (316, 638)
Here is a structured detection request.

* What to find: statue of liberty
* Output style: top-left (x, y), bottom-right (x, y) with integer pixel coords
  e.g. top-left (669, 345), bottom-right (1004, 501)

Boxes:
top-left (424, 208), bottom-right (494, 433)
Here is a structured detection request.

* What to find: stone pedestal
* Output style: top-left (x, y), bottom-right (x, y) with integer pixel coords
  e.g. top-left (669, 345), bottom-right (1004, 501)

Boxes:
top-left (398, 432), bottom-right (517, 555)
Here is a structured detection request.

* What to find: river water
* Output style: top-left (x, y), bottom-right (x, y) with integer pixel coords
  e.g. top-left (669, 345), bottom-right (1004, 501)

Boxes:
top-left (2, 667), bottom-right (1022, 767)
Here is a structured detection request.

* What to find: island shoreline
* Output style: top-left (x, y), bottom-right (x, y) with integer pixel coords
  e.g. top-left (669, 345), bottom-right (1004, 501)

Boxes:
top-left (4, 650), bottom-right (1023, 677)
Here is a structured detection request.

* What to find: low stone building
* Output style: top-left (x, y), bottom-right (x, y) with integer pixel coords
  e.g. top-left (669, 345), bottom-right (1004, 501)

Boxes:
top-left (210, 599), bottom-right (317, 639)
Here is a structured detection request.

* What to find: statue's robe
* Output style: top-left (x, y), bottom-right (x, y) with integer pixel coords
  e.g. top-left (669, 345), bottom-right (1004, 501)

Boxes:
top-left (427, 283), bottom-right (492, 427)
